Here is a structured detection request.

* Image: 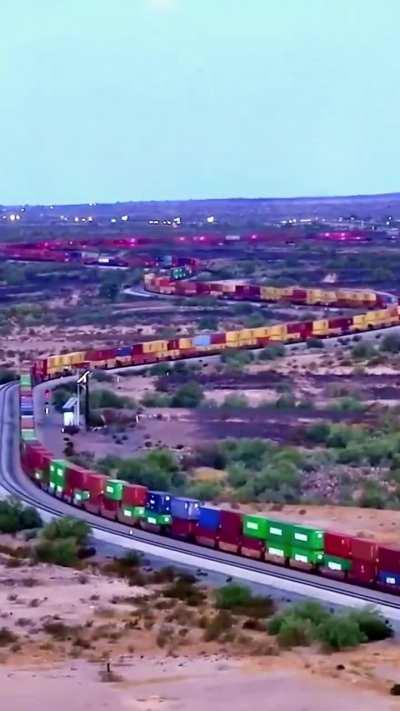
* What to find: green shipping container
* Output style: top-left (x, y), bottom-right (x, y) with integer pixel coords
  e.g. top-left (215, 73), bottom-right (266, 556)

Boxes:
top-left (265, 519), bottom-right (293, 544)
top-left (322, 554), bottom-right (352, 572)
top-left (21, 429), bottom-right (37, 442)
top-left (122, 506), bottom-right (145, 519)
top-left (291, 525), bottom-right (324, 550)
top-left (20, 375), bottom-right (31, 387)
top-left (144, 512), bottom-right (172, 526)
top-left (242, 514), bottom-right (268, 540)
top-left (74, 490), bottom-right (90, 503)
top-left (104, 479), bottom-right (126, 501)
top-left (49, 459), bottom-right (68, 487)
top-left (266, 542), bottom-right (290, 560)
top-left (291, 547), bottom-right (324, 565)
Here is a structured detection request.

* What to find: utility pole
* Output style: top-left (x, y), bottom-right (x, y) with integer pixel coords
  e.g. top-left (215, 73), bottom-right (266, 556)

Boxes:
top-left (77, 370), bottom-right (91, 431)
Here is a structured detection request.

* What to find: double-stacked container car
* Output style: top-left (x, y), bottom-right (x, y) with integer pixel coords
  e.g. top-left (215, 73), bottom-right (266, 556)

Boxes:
top-left (12, 246), bottom-right (400, 598)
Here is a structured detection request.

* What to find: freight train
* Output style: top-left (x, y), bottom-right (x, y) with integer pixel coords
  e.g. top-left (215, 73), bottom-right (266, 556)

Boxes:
top-left (9, 239), bottom-right (400, 596)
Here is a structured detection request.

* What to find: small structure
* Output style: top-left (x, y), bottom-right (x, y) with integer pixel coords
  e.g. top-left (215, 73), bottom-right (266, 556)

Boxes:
top-left (62, 396), bottom-right (79, 431)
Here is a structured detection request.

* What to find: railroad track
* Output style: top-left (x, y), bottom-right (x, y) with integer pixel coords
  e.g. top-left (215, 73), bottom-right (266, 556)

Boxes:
top-left (2, 382), bottom-right (400, 617)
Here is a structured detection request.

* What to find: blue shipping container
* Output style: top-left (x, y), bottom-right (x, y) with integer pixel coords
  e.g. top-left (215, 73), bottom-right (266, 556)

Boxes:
top-left (198, 506), bottom-right (221, 531)
top-left (378, 570), bottom-right (400, 586)
top-left (116, 346), bottom-right (131, 357)
top-left (21, 406), bottom-right (34, 415)
top-left (193, 334), bottom-right (211, 347)
top-left (148, 490), bottom-right (171, 514)
top-left (170, 497), bottom-right (200, 521)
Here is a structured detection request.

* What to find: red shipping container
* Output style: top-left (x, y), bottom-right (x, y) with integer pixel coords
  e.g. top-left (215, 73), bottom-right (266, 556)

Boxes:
top-left (246, 286), bottom-right (261, 299)
top-left (122, 483), bottom-right (148, 507)
top-left (287, 321), bottom-right (301, 335)
top-left (219, 540), bottom-right (240, 554)
top-left (219, 509), bottom-right (242, 538)
top-left (84, 497), bottom-right (102, 515)
top-left (211, 332), bottom-right (226, 345)
top-left (377, 545), bottom-right (400, 573)
top-left (100, 499), bottom-right (119, 520)
top-left (65, 464), bottom-right (90, 492)
top-left (292, 288), bottom-right (307, 301)
top-left (170, 518), bottom-right (198, 539)
top-left (240, 536), bottom-right (265, 560)
top-left (196, 283), bottom-right (211, 295)
top-left (351, 538), bottom-right (377, 563)
top-left (85, 472), bottom-right (106, 497)
top-left (21, 416), bottom-right (34, 429)
top-left (348, 559), bottom-right (377, 585)
top-left (328, 317), bottom-right (353, 331)
top-left (325, 531), bottom-right (353, 558)
top-left (195, 529), bottom-right (217, 548)
top-left (168, 339), bottom-right (180, 351)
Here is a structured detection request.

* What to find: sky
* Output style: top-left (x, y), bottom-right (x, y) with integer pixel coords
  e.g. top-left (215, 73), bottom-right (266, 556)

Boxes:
top-left (1, 0), bottom-right (400, 204)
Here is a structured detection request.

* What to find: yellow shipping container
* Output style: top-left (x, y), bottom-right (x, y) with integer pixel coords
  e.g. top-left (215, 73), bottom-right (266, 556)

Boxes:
top-left (222, 283), bottom-right (237, 294)
top-left (178, 338), bottom-right (193, 350)
top-left (306, 289), bottom-right (325, 304)
top-left (143, 340), bottom-right (169, 353)
top-left (252, 326), bottom-right (271, 339)
top-left (312, 319), bottom-right (330, 336)
top-left (69, 351), bottom-right (86, 365)
top-left (321, 290), bottom-right (337, 304)
top-left (47, 355), bottom-right (63, 369)
top-left (352, 314), bottom-right (367, 330)
top-left (278, 286), bottom-right (294, 297)
top-left (226, 331), bottom-right (241, 343)
top-left (260, 286), bottom-right (279, 301)
top-left (268, 324), bottom-right (287, 341)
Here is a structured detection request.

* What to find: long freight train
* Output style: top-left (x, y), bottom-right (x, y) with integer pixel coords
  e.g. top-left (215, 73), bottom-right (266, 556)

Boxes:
top-left (10, 239), bottom-right (400, 597)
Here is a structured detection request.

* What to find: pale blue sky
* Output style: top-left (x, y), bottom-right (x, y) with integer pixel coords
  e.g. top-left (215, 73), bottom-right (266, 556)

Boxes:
top-left (1, 0), bottom-right (399, 204)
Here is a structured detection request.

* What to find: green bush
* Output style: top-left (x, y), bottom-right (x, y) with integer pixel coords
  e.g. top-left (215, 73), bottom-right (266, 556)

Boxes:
top-left (0, 499), bottom-right (42, 534)
top-left (352, 342), bottom-right (375, 360)
top-left (277, 616), bottom-right (314, 648)
top-left (306, 338), bottom-right (324, 349)
top-left (257, 344), bottom-right (285, 361)
top-left (316, 614), bottom-right (366, 651)
top-left (216, 584), bottom-right (252, 609)
top-left (41, 516), bottom-right (91, 545)
top-left (35, 538), bottom-right (78, 566)
top-left (221, 393), bottom-right (249, 409)
top-left (348, 607), bottom-right (393, 641)
top-left (381, 333), bottom-right (400, 354)
top-left (171, 381), bottom-right (204, 408)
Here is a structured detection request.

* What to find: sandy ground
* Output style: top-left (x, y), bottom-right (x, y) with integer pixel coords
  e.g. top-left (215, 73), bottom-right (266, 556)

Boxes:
top-left (1, 654), bottom-right (400, 711)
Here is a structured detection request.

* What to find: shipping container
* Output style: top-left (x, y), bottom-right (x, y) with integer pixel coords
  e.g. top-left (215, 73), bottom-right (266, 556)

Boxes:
top-left (291, 525), bottom-right (324, 550)
top-left (142, 511), bottom-right (172, 526)
top-left (351, 538), bottom-right (377, 563)
top-left (290, 548), bottom-right (324, 565)
top-left (265, 519), bottom-right (293, 544)
top-left (170, 496), bottom-right (200, 521)
top-left (198, 506), bottom-right (221, 531)
top-left (242, 514), bottom-right (268, 540)
top-left (21, 429), bottom-right (36, 442)
top-left (72, 490), bottom-right (90, 505)
top-left (170, 518), bottom-right (198, 539)
top-left (147, 491), bottom-right (171, 514)
top-left (194, 528), bottom-right (218, 547)
top-left (49, 459), bottom-right (68, 489)
top-left (104, 479), bottom-right (126, 501)
top-left (100, 498), bottom-right (119, 520)
top-left (240, 536), bottom-right (265, 559)
top-left (377, 545), bottom-right (400, 573)
top-left (85, 472), bottom-right (106, 498)
top-left (219, 509), bottom-right (242, 538)
top-left (265, 542), bottom-right (290, 562)
top-left (324, 531), bottom-right (353, 558)
top-left (348, 559), bottom-right (377, 585)
top-left (322, 554), bottom-right (352, 572)
top-left (122, 483), bottom-right (148, 507)
top-left (193, 334), bottom-right (211, 348)
top-left (377, 570), bottom-right (400, 587)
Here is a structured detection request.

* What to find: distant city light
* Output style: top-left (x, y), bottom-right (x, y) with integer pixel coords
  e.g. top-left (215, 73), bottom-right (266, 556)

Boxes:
top-left (206, 215), bottom-right (215, 223)
top-left (87, 216), bottom-right (93, 222)
top-left (110, 218), bottom-right (117, 223)
top-left (9, 214), bottom-right (16, 222)
top-left (74, 217), bottom-right (79, 223)
top-left (121, 215), bottom-right (129, 222)
top-left (173, 217), bottom-right (181, 225)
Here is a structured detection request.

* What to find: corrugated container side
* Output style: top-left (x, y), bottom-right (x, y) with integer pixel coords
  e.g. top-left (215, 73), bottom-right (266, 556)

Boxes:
top-left (324, 531), bottom-right (353, 558)
top-left (198, 506), bottom-right (221, 531)
top-left (219, 509), bottom-right (242, 538)
top-left (377, 545), bottom-right (400, 573)
top-left (377, 571), bottom-right (400, 587)
top-left (122, 483), bottom-right (148, 507)
top-left (147, 491), bottom-right (171, 514)
top-left (351, 538), bottom-right (377, 563)
top-left (242, 514), bottom-right (268, 539)
top-left (170, 497), bottom-right (200, 521)
top-left (170, 518), bottom-right (198, 539)
top-left (348, 559), bottom-right (377, 584)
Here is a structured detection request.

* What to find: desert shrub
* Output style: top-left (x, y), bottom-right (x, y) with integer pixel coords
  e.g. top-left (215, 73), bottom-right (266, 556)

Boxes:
top-left (277, 616), bottom-right (314, 648)
top-left (0, 628), bottom-right (18, 646)
top-left (306, 338), bottom-right (324, 349)
top-left (348, 607), bottom-right (393, 641)
top-left (35, 538), bottom-right (78, 567)
top-left (162, 576), bottom-right (205, 606)
top-left (257, 344), bottom-right (285, 361)
top-left (0, 499), bottom-right (42, 533)
top-left (171, 381), bottom-right (204, 408)
top-left (203, 610), bottom-right (234, 641)
top-left (41, 516), bottom-right (91, 545)
top-left (316, 614), bottom-right (366, 651)
top-left (221, 393), bottom-right (249, 409)
top-left (216, 584), bottom-right (275, 618)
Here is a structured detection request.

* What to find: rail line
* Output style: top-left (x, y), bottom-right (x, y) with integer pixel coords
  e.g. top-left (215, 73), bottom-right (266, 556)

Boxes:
top-left (4, 237), bottom-right (400, 602)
